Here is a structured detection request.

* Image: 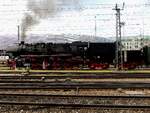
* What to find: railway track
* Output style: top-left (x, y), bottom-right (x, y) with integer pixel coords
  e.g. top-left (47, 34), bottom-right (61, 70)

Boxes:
top-left (0, 102), bottom-right (150, 109)
top-left (0, 81), bottom-right (150, 89)
top-left (0, 93), bottom-right (150, 98)
top-left (0, 73), bottom-right (150, 89)
top-left (0, 94), bottom-right (149, 110)
top-left (0, 73), bottom-right (150, 79)
top-left (1, 70), bottom-right (150, 75)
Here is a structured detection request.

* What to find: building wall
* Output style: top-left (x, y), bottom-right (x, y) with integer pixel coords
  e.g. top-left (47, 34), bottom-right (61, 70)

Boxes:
top-left (122, 37), bottom-right (150, 51)
top-left (122, 39), bottom-right (142, 51)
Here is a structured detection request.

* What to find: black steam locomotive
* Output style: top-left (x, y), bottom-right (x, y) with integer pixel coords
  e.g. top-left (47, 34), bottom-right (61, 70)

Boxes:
top-left (7, 41), bottom-right (148, 70)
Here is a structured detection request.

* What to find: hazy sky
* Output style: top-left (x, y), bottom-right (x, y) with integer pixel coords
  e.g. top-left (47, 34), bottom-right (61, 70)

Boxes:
top-left (0, 0), bottom-right (149, 39)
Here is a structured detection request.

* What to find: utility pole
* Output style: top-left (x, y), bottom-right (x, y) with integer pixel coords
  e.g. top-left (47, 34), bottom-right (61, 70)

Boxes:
top-left (17, 25), bottom-right (20, 44)
top-left (113, 3), bottom-right (125, 70)
top-left (95, 15), bottom-right (97, 38)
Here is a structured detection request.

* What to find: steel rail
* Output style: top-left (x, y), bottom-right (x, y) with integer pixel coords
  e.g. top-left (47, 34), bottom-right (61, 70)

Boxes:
top-left (0, 73), bottom-right (150, 79)
top-left (1, 71), bottom-right (150, 75)
top-left (0, 102), bottom-right (149, 109)
top-left (0, 93), bottom-right (150, 99)
top-left (0, 82), bottom-right (150, 89)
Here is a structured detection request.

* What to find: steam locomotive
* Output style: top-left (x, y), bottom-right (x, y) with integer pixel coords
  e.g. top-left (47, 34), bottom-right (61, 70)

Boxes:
top-left (7, 41), bottom-right (148, 70)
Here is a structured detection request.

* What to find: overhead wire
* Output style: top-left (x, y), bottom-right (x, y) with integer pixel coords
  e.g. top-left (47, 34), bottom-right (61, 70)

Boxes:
top-left (0, 2), bottom-right (149, 37)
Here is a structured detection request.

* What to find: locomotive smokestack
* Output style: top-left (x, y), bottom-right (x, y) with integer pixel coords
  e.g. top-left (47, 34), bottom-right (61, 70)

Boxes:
top-left (21, 41), bottom-right (25, 45)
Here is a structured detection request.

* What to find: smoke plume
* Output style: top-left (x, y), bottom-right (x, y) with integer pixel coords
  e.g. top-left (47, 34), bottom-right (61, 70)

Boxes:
top-left (21, 0), bottom-right (56, 41)
top-left (61, 0), bottom-right (79, 5)
top-left (21, 0), bottom-right (80, 42)
top-left (28, 0), bottom-right (56, 18)
top-left (21, 14), bottom-right (39, 40)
